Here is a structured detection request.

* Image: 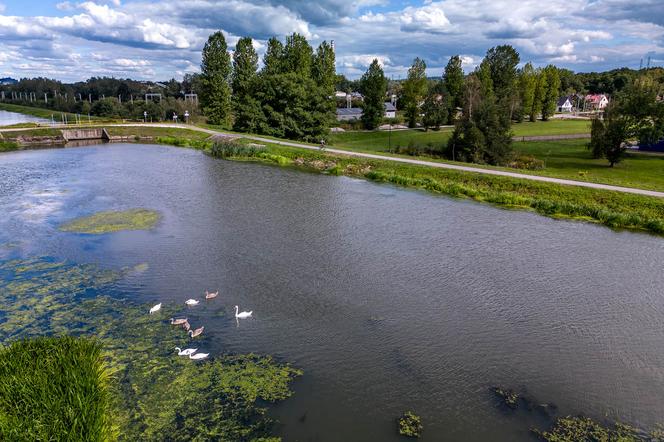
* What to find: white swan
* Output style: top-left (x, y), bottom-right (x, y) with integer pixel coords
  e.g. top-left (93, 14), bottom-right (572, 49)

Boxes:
top-left (185, 299), bottom-right (199, 306)
top-left (189, 353), bottom-right (209, 360)
top-left (175, 347), bottom-right (197, 356)
top-left (235, 305), bottom-right (252, 319)
top-left (205, 290), bottom-right (218, 300)
top-left (149, 303), bottom-right (162, 314)
top-left (189, 326), bottom-right (204, 338)
top-left (170, 318), bottom-right (188, 325)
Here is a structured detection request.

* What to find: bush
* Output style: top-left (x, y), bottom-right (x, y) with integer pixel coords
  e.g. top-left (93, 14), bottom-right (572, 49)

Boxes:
top-left (507, 154), bottom-right (545, 170)
top-left (209, 138), bottom-right (264, 158)
top-left (0, 141), bottom-right (19, 152)
top-left (0, 336), bottom-right (114, 441)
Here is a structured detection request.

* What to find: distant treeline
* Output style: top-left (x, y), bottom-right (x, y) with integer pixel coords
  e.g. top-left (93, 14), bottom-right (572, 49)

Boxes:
top-left (0, 76), bottom-right (201, 121)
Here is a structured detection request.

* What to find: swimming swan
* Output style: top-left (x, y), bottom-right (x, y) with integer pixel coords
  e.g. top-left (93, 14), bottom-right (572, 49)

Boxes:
top-left (189, 326), bottom-right (204, 338)
top-left (185, 299), bottom-right (199, 306)
top-left (189, 353), bottom-right (209, 360)
top-left (170, 318), bottom-right (188, 325)
top-left (205, 290), bottom-right (219, 299)
top-left (175, 347), bottom-right (197, 356)
top-left (235, 305), bottom-right (253, 319)
top-left (149, 303), bottom-right (162, 314)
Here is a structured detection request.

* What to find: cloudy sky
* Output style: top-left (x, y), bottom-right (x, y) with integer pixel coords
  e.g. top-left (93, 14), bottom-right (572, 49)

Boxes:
top-left (0, 0), bottom-right (662, 82)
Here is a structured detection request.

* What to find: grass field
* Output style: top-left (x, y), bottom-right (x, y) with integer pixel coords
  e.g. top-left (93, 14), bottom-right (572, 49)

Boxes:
top-left (105, 125), bottom-right (212, 140)
top-left (511, 119), bottom-right (590, 136)
top-left (0, 336), bottom-right (114, 441)
top-left (513, 139), bottom-right (664, 192)
top-left (0, 102), bottom-right (98, 122)
top-left (329, 120), bottom-right (591, 152)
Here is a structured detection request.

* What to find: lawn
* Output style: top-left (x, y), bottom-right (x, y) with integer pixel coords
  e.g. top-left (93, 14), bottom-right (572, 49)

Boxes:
top-left (105, 125), bottom-right (212, 140)
top-left (329, 120), bottom-right (590, 153)
top-left (513, 139), bottom-right (664, 192)
top-left (511, 119), bottom-right (590, 136)
top-left (0, 102), bottom-right (99, 122)
top-left (329, 128), bottom-right (453, 152)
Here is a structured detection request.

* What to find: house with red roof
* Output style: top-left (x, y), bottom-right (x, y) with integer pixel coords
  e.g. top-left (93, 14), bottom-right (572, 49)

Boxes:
top-left (584, 94), bottom-right (609, 111)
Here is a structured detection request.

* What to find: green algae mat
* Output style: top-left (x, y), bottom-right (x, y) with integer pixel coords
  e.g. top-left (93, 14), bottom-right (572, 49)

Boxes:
top-left (0, 257), bottom-right (300, 441)
top-left (59, 209), bottom-right (160, 234)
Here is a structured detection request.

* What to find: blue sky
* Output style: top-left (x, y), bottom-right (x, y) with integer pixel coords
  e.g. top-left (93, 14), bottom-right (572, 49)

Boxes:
top-left (0, 0), bottom-right (662, 82)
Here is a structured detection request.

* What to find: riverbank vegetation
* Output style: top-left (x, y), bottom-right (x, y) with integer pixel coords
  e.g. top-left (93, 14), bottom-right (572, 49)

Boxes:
top-left (0, 336), bottom-right (115, 441)
top-left (60, 209), bottom-right (160, 234)
top-left (0, 257), bottom-right (301, 440)
top-left (206, 139), bottom-right (664, 235)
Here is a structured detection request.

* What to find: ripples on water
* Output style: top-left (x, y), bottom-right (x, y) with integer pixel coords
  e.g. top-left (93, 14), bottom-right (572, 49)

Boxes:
top-left (1, 144), bottom-right (663, 441)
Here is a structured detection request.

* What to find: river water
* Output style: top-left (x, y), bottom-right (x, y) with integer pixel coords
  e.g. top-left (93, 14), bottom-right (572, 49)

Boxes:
top-left (0, 143), bottom-right (663, 441)
top-left (0, 109), bottom-right (48, 126)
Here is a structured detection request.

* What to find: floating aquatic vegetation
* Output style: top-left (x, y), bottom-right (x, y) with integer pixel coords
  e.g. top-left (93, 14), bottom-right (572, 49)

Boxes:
top-left (59, 209), bottom-right (160, 234)
top-left (533, 416), bottom-right (664, 442)
top-left (493, 386), bottom-right (520, 409)
top-left (0, 257), bottom-right (301, 441)
top-left (398, 411), bottom-right (423, 438)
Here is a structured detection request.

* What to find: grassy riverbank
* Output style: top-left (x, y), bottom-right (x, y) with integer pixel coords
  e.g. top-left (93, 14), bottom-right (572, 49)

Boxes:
top-left (201, 139), bottom-right (664, 236)
top-left (0, 102), bottom-right (91, 122)
top-left (0, 336), bottom-right (114, 441)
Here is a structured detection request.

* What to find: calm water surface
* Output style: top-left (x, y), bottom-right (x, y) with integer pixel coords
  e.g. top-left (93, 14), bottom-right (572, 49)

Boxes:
top-left (0, 144), bottom-right (663, 441)
top-left (0, 109), bottom-right (48, 126)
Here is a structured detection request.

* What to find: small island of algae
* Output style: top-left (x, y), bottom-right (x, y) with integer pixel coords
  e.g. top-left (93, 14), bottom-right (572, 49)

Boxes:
top-left (60, 209), bottom-right (160, 234)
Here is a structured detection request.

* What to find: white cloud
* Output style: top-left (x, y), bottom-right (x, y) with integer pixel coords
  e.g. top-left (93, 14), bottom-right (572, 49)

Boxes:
top-left (400, 2), bottom-right (451, 33)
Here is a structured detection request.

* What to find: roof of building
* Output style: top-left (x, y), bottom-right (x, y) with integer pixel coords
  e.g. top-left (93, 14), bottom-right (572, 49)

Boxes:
top-left (557, 96), bottom-right (572, 107)
top-left (585, 94), bottom-right (607, 103)
top-left (336, 108), bottom-right (363, 116)
top-left (384, 102), bottom-right (396, 112)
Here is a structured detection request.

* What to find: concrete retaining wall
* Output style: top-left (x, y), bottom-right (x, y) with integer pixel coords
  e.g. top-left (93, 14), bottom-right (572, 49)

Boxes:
top-left (62, 128), bottom-right (110, 142)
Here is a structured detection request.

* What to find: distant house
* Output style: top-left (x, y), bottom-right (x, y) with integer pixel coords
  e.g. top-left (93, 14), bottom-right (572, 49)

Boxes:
top-left (557, 96), bottom-right (573, 112)
top-left (336, 108), bottom-right (363, 121)
top-left (384, 102), bottom-right (397, 119)
top-left (336, 102), bottom-right (397, 121)
top-left (584, 94), bottom-right (609, 110)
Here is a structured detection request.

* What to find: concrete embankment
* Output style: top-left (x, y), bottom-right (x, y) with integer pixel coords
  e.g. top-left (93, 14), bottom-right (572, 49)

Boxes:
top-left (61, 128), bottom-right (110, 142)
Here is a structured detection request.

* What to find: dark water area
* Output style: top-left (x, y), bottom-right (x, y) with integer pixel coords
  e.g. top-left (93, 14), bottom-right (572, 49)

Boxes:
top-left (1, 144), bottom-right (663, 441)
top-left (0, 109), bottom-right (48, 126)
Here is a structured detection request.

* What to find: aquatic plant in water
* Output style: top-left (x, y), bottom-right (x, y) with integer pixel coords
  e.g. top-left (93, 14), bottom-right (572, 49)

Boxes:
top-left (59, 209), bottom-right (160, 234)
top-left (398, 411), bottom-right (423, 438)
top-left (533, 416), bottom-right (664, 442)
top-left (0, 257), bottom-right (301, 441)
top-left (493, 386), bottom-right (520, 409)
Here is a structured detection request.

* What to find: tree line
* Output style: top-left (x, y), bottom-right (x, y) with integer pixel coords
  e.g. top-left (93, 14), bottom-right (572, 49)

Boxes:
top-left (199, 32), bottom-right (336, 141)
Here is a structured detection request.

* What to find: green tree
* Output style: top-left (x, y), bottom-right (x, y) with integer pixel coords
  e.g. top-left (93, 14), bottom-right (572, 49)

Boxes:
top-left (232, 37), bottom-right (262, 132)
top-left (402, 57), bottom-right (428, 128)
top-left (443, 55), bottom-right (464, 123)
top-left (517, 63), bottom-right (537, 123)
top-left (541, 65), bottom-right (561, 121)
top-left (359, 59), bottom-right (388, 130)
top-left (530, 68), bottom-right (545, 122)
top-left (588, 104), bottom-right (631, 167)
top-left (421, 89), bottom-right (448, 131)
top-left (312, 41), bottom-right (337, 132)
top-left (283, 33), bottom-right (313, 78)
top-left (483, 45), bottom-right (520, 106)
top-left (262, 37), bottom-right (285, 75)
top-left (200, 31), bottom-right (232, 125)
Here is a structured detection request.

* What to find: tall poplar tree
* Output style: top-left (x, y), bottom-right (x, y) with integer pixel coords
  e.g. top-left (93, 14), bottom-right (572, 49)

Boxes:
top-left (518, 62), bottom-right (536, 123)
top-left (232, 37), bottom-right (262, 132)
top-left (360, 59), bottom-right (388, 130)
top-left (402, 57), bottom-right (428, 128)
top-left (443, 55), bottom-right (464, 123)
top-left (541, 65), bottom-right (561, 121)
top-left (200, 31), bottom-right (232, 125)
